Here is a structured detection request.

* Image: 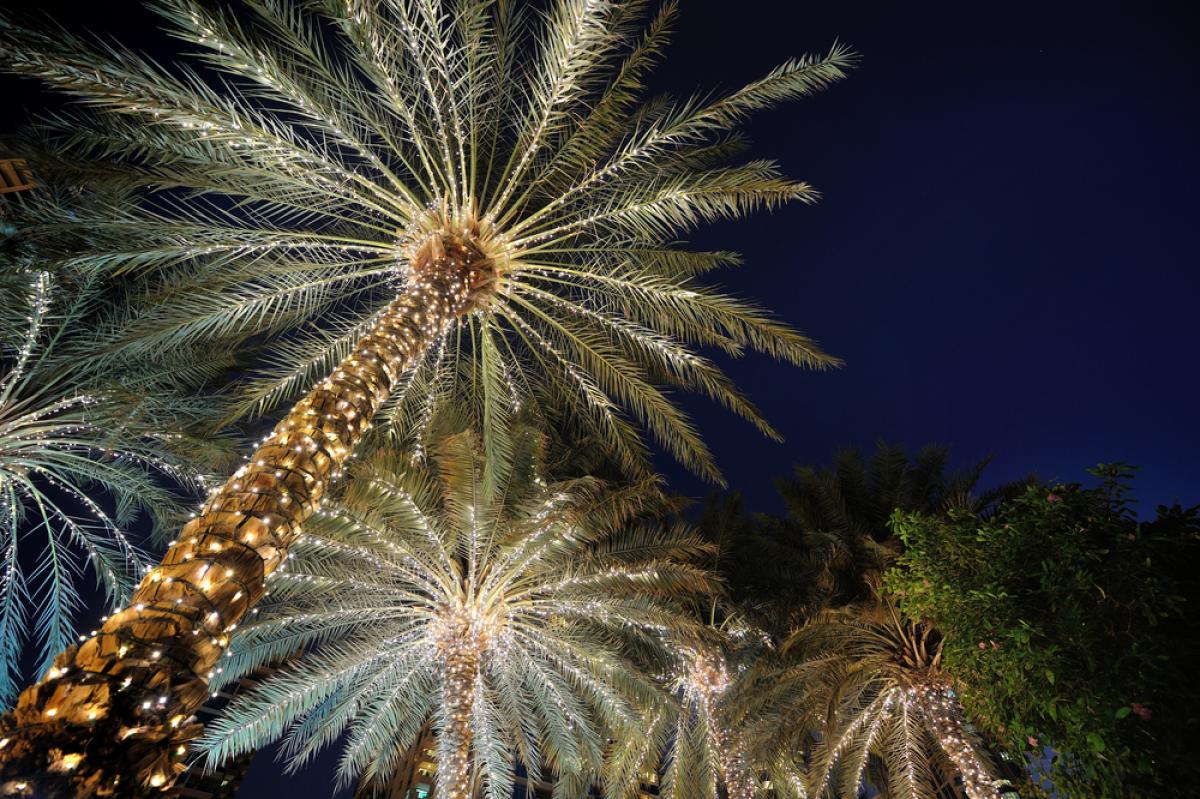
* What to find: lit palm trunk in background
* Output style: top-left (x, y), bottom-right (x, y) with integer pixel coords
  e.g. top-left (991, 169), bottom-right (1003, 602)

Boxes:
top-left (765, 606), bottom-right (1001, 799)
top-left (436, 622), bottom-right (482, 799)
top-left (691, 653), bottom-right (757, 799)
top-left (914, 683), bottom-right (998, 799)
top-left (714, 728), bottom-right (756, 799)
top-left (625, 639), bottom-right (766, 799)
top-left (0, 0), bottom-right (853, 792)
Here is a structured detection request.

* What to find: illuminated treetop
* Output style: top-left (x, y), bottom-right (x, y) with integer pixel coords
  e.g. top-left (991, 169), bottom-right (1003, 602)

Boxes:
top-left (1, 0), bottom-right (853, 483)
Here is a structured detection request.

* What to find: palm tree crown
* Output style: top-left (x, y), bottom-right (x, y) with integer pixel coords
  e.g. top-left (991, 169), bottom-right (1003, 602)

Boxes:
top-left (774, 444), bottom-right (1007, 611)
top-left (2, 0), bottom-right (852, 483)
top-left (199, 427), bottom-right (715, 794)
top-left (607, 612), bottom-right (772, 799)
top-left (756, 602), bottom-right (1001, 799)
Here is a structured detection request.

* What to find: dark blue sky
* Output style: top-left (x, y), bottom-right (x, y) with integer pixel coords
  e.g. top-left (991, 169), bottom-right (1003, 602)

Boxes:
top-left (648, 0), bottom-right (1200, 515)
top-left (2, 0), bottom-right (1198, 795)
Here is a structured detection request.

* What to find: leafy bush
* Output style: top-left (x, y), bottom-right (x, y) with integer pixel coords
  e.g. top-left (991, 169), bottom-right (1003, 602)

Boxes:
top-left (886, 465), bottom-right (1199, 797)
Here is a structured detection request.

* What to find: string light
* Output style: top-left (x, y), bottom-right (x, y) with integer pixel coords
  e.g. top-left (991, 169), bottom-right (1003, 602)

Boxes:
top-left (914, 683), bottom-right (999, 799)
top-left (677, 648), bottom-right (757, 799)
top-left (5, 230), bottom-right (488, 791)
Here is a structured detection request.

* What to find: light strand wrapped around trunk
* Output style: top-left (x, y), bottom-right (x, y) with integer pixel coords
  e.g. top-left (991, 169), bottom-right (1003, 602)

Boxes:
top-left (690, 651), bottom-right (757, 799)
top-left (437, 641), bottom-right (479, 799)
top-left (0, 254), bottom-right (473, 798)
top-left (713, 723), bottom-right (756, 799)
top-left (914, 683), bottom-right (998, 799)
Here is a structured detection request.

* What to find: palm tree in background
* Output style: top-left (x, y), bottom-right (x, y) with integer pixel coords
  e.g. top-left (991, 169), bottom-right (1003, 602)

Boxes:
top-left (0, 1), bottom-right (853, 791)
top-left (0, 261), bottom-right (227, 707)
top-left (734, 446), bottom-right (1027, 799)
top-left (753, 601), bottom-right (1004, 799)
top-left (197, 425), bottom-right (714, 798)
top-left (606, 606), bottom-right (773, 799)
top-left (691, 445), bottom-right (1010, 639)
top-left (777, 444), bottom-right (1008, 610)
top-left (690, 446), bottom-right (1026, 798)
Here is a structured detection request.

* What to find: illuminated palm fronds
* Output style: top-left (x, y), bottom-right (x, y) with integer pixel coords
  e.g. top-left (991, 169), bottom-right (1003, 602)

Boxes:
top-left (756, 603), bottom-right (1001, 799)
top-left (0, 267), bottom-right (215, 705)
top-left (606, 617), bottom-right (774, 799)
top-left (0, 0), bottom-right (853, 484)
top-left (198, 426), bottom-right (715, 793)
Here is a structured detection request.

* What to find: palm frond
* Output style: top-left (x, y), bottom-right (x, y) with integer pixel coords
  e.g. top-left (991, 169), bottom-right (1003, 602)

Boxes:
top-left (198, 418), bottom-right (713, 790)
top-left (0, 0), bottom-right (852, 482)
top-left (0, 267), bottom-right (207, 704)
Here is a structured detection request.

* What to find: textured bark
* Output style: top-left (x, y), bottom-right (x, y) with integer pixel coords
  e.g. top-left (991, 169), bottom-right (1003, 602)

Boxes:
top-left (437, 640), bottom-right (479, 799)
top-left (0, 240), bottom-right (483, 797)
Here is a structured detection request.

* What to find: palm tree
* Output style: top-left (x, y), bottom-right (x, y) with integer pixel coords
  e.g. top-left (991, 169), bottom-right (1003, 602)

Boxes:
top-left (195, 427), bottom-right (714, 798)
top-left (753, 602), bottom-right (1003, 799)
top-left (686, 445), bottom-right (1004, 641)
top-left (721, 447), bottom-right (1026, 799)
top-left (774, 444), bottom-right (1017, 613)
top-left (0, 1), bottom-right (852, 791)
top-left (0, 264), bottom-right (220, 706)
top-left (606, 611), bottom-right (772, 799)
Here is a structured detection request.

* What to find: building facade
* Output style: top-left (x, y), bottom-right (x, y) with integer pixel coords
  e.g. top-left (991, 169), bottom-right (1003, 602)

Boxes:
top-left (0, 158), bottom-right (33, 195)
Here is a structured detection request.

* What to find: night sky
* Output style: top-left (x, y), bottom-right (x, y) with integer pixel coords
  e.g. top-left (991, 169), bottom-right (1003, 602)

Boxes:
top-left (2, 0), bottom-right (1198, 796)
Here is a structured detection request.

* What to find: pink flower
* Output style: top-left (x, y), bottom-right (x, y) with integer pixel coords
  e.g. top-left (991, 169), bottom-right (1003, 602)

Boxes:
top-left (978, 641), bottom-right (988, 650)
top-left (1131, 702), bottom-right (1152, 721)
top-left (1027, 735), bottom-right (1039, 748)
top-left (1047, 493), bottom-right (1062, 503)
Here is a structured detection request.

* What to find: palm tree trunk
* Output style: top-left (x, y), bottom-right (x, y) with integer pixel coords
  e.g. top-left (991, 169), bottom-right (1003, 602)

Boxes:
top-left (437, 641), bottom-right (479, 799)
top-left (915, 683), bottom-right (997, 799)
top-left (691, 652), bottom-right (755, 799)
top-left (713, 725), bottom-right (756, 799)
top-left (0, 250), bottom-right (475, 797)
